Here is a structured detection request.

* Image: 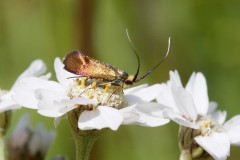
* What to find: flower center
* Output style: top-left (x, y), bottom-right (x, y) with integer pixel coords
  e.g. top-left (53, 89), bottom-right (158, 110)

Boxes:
top-left (196, 115), bottom-right (222, 136)
top-left (67, 78), bottom-right (127, 109)
top-left (179, 115), bottom-right (223, 159)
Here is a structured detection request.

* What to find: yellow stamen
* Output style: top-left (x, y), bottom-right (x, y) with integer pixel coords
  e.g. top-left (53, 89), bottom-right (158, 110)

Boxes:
top-left (204, 119), bottom-right (210, 128)
top-left (81, 78), bottom-right (86, 88)
top-left (91, 81), bottom-right (97, 88)
top-left (104, 84), bottom-right (111, 92)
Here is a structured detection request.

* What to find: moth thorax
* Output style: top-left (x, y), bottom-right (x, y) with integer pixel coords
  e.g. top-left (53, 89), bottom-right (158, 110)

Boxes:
top-left (67, 78), bottom-right (127, 109)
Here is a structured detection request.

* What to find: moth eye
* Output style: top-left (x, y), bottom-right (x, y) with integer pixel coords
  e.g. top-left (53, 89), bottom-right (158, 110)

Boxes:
top-left (121, 72), bottom-right (129, 80)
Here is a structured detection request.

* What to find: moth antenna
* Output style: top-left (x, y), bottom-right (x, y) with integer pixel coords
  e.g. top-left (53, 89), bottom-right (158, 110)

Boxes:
top-left (126, 28), bottom-right (140, 82)
top-left (134, 37), bottom-right (171, 82)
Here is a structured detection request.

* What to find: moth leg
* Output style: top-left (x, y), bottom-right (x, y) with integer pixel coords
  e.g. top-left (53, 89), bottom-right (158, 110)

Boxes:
top-left (79, 79), bottom-right (97, 95)
top-left (67, 75), bottom-right (86, 79)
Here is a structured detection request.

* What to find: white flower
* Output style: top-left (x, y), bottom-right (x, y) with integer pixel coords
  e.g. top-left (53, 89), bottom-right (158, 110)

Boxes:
top-left (13, 58), bottom-right (169, 130)
top-left (156, 70), bottom-right (240, 160)
top-left (8, 114), bottom-right (55, 159)
top-left (0, 60), bottom-right (49, 112)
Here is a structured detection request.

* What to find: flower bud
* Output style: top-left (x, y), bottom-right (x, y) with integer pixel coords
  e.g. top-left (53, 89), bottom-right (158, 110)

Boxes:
top-left (179, 126), bottom-right (214, 160)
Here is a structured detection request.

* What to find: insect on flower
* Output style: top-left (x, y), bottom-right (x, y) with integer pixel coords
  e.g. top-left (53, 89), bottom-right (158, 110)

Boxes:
top-left (63, 31), bottom-right (170, 88)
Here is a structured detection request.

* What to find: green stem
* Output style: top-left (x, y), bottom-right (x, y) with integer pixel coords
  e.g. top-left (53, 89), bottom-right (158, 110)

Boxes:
top-left (68, 109), bottom-right (107, 160)
top-left (0, 111), bottom-right (11, 160)
top-left (0, 134), bottom-right (5, 160)
top-left (74, 130), bottom-right (98, 160)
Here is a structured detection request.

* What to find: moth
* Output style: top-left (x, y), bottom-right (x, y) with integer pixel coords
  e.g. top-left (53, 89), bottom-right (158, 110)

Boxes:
top-left (63, 36), bottom-right (170, 87)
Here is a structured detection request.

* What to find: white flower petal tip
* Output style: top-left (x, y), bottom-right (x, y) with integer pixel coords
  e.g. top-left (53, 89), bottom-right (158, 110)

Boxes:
top-left (0, 59), bottom-right (48, 112)
top-left (28, 59), bottom-right (47, 75)
top-left (169, 70), bottom-right (182, 87)
top-left (208, 101), bottom-right (218, 114)
top-left (78, 106), bottom-right (123, 130)
top-left (185, 72), bottom-right (209, 115)
top-left (54, 57), bottom-right (77, 87)
top-left (195, 132), bottom-right (230, 160)
top-left (223, 115), bottom-right (240, 145)
top-left (13, 59), bottom-right (47, 89)
top-left (210, 110), bottom-right (227, 126)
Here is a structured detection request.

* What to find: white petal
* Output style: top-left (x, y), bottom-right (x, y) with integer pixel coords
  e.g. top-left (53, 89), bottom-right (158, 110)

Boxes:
top-left (56, 97), bottom-right (97, 113)
top-left (163, 109), bottom-right (199, 129)
top-left (208, 101), bottom-right (218, 114)
top-left (210, 110), bottom-right (227, 125)
top-left (169, 70), bottom-right (183, 87)
top-left (119, 104), bottom-right (140, 125)
top-left (125, 84), bottom-right (162, 104)
top-left (11, 59), bottom-right (47, 90)
top-left (13, 77), bottom-right (64, 109)
top-left (0, 92), bottom-right (19, 112)
top-left (121, 112), bottom-right (140, 125)
top-left (35, 89), bottom-right (69, 117)
top-left (54, 58), bottom-right (77, 87)
top-left (135, 102), bottom-right (170, 127)
top-left (121, 102), bottom-right (170, 127)
top-left (36, 88), bottom-right (96, 118)
top-left (171, 82), bottom-right (197, 121)
top-left (156, 82), bottom-right (179, 112)
top-left (123, 84), bottom-right (148, 95)
top-left (195, 132), bottom-right (230, 160)
top-left (223, 115), bottom-right (240, 145)
top-left (78, 106), bottom-right (123, 130)
top-left (185, 72), bottom-right (209, 115)
top-left (135, 102), bottom-right (166, 114)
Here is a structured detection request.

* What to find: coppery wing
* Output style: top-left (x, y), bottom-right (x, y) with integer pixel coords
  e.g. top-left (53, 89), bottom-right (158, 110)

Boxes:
top-left (63, 50), bottom-right (124, 81)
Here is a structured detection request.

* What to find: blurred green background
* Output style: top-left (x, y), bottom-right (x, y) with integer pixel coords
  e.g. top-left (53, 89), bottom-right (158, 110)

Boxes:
top-left (1, 0), bottom-right (240, 159)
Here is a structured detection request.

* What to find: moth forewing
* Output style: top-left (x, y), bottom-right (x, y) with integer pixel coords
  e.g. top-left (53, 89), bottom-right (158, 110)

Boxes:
top-left (63, 50), bottom-right (127, 82)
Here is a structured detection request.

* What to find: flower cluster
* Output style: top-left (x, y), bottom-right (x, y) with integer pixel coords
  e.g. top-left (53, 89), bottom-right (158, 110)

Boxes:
top-left (156, 71), bottom-right (240, 160)
top-left (0, 55), bottom-right (239, 160)
top-left (13, 58), bottom-right (169, 130)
